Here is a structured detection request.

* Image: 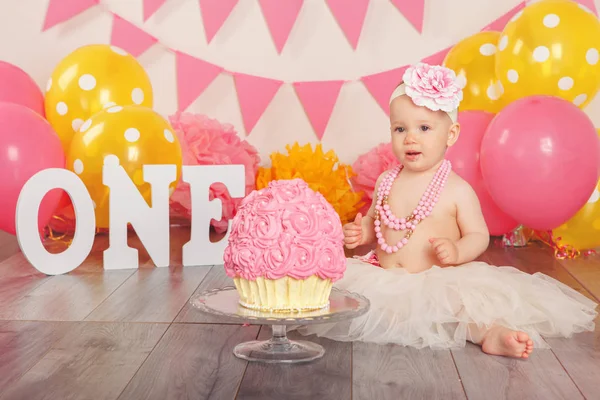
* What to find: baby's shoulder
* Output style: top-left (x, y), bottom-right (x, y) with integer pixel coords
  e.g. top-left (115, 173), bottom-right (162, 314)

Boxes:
top-left (445, 171), bottom-right (478, 201)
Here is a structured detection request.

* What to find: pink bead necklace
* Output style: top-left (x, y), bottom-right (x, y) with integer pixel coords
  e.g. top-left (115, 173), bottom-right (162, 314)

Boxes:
top-left (374, 159), bottom-right (451, 254)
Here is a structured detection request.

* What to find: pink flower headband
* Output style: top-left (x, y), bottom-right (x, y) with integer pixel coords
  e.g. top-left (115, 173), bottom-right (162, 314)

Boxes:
top-left (389, 63), bottom-right (463, 123)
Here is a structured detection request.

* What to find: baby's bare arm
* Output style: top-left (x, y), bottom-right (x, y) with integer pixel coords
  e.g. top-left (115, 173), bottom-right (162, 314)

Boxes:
top-left (360, 172), bottom-right (388, 246)
top-left (453, 179), bottom-right (490, 263)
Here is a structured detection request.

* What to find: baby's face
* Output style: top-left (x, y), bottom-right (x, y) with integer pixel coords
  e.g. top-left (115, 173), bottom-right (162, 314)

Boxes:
top-left (389, 95), bottom-right (459, 172)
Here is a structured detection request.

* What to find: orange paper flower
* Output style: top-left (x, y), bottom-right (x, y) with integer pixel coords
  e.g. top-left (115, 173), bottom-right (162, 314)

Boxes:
top-left (256, 143), bottom-right (365, 224)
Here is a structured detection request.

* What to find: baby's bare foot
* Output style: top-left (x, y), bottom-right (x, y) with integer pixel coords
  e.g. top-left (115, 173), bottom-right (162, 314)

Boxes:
top-left (481, 326), bottom-right (534, 359)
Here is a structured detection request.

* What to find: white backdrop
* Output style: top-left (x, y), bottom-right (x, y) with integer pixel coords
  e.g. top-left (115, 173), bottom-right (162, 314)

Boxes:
top-left (2, 0), bottom-right (600, 165)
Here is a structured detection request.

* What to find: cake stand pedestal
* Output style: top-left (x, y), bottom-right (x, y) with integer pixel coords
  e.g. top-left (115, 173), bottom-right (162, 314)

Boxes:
top-left (189, 286), bottom-right (370, 364)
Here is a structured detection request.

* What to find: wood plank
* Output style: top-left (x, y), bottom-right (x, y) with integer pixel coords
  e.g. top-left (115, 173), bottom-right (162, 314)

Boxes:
top-left (0, 322), bottom-right (168, 400)
top-left (353, 343), bottom-right (465, 400)
top-left (85, 266), bottom-right (210, 323)
top-left (557, 252), bottom-right (600, 302)
top-left (452, 343), bottom-right (583, 400)
top-left (118, 323), bottom-right (259, 399)
top-left (174, 266), bottom-right (242, 324)
top-left (0, 321), bottom-right (73, 391)
top-left (545, 316), bottom-right (600, 400)
top-left (236, 329), bottom-right (352, 400)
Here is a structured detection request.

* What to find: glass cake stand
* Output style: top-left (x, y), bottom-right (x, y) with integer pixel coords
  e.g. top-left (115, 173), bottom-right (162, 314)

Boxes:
top-left (189, 286), bottom-right (370, 364)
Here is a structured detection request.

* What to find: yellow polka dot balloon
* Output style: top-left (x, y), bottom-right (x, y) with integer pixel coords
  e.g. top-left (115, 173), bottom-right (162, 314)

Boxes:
top-left (495, 0), bottom-right (600, 108)
top-left (443, 31), bottom-right (504, 113)
top-left (67, 105), bottom-right (182, 229)
top-left (551, 129), bottom-right (600, 250)
top-left (45, 44), bottom-right (153, 152)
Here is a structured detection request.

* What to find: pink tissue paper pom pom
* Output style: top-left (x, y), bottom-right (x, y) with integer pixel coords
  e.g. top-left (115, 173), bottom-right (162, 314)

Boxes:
top-left (351, 142), bottom-right (399, 214)
top-left (168, 112), bottom-right (261, 234)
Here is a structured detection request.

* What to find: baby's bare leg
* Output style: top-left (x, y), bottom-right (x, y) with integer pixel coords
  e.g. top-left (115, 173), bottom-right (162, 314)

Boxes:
top-left (467, 323), bottom-right (534, 359)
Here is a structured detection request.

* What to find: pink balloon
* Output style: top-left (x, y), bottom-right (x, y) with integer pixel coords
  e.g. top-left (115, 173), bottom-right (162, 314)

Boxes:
top-left (480, 95), bottom-right (600, 231)
top-left (0, 62), bottom-right (45, 117)
top-left (446, 111), bottom-right (519, 236)
top-left (0, 102), bottom-right (65, 235)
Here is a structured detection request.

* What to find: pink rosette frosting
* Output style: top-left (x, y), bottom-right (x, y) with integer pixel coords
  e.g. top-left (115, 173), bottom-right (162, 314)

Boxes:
top-left (223, 178), bottom-right (346, 282)
top-left (402, 63), bottom-right (463, 113)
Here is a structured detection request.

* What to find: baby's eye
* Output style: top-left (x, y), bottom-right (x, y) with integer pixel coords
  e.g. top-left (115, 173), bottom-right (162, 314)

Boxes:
top-left (394, 127), bottom-right (405, 133)
top-left (420, 125), bottom-right (430, 132)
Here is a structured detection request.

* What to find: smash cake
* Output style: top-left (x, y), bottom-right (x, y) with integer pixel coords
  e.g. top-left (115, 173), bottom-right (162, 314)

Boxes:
top-left (223, 179), bottom-right (346, 312)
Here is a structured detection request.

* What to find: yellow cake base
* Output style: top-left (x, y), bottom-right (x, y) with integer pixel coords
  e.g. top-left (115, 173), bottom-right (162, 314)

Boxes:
top-left (233, 275), bottom-right (333, 312)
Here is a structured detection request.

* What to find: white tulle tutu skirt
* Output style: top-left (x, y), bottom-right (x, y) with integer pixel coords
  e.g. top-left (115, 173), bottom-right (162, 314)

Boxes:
top-left (296, 257), bottom-right (598, 350)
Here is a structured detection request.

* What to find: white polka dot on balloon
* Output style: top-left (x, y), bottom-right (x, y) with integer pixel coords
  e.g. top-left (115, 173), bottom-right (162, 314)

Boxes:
top-left (573, 94), bottom-right (587, 106)
top-left (110, 46), bottom-right (128, 56)
top-left (56, 102), bottom-right (68, 116)
top-left (131, 88), bottom-right (144, 105)
top-left (124, 128), bottom-right (141, 143)
top-left (107, 106), bottom-right (123, 113)
top-left (104, 154), bottom-right (120, 166)
top-left (164, 129), bottom-right (175, 143)
top-left (588, 189), bottom-right (600, 204)
top-left (498, 36), bottom-right (508, 51)
top-left (479, 43), bottom-right (497, 56)
top-left (80, 119), bottom-right (92, 133)
top-left (507, 69), bottom-right (519, 83)
top-left (487, 83), bottom-right (499, 100)
top-left (46, 78), bottom-right (52, 92)
top-left (72, 118), bottom-right (84, 131)
top-left (533, 46), bottom-right (550, 62)
top-left (586, 48), bottom-right (599, 65)
top-left (103, 102), bottom-right (117, 109)
top-left (73, 159), bottom-right (84, 175)
top-left (543, 14), bottom-right (560, 28)
top-left (558, 77), bottom-right (574, 90)
top-left (79, 74), bottom-right (97, 91)
top-left (455, 74), bottom-right (467, 89)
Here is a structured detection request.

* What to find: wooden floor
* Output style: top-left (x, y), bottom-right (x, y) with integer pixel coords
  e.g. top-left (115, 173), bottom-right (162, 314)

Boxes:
top-left (0, 227), bottom-right (598, 400)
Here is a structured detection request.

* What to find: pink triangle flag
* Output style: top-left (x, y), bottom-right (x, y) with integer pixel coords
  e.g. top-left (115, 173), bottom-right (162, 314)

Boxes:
top-left (421, 46), bottom-right (452, 65)
top-left (110, 15), bottom-right (158, 57)
top-left (361, 66), bottom-right (408, 115)
top-left (199, 0), bottom-right (240, 43)
top-left (175, 52), bottom-right (223, 111)
top-left (390, 0), bottom-right (425, 33)
top-left (481, 2), bottom-right (526, 31)
top-left (143, 0), bottom-right (167, 21)
top-left (258, 0), bottom-right (304, 53)
top-left (233, 73), bottom-right (283, 135)
top-left (575, 0), bottom-right (598, 15)
top-left (43, 0), bottom-right (99, 31)
top-left (326, 0), bottom-right (370, 49)
top-left (293, 80), bottom-right (344, 140)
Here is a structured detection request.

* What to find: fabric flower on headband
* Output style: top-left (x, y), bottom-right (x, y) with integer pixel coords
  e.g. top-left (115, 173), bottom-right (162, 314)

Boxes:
top-left (402, 63), bottom-right (463, 113)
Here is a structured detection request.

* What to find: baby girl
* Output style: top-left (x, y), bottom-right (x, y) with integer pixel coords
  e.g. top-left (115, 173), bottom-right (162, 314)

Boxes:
top-left (298, 63), bottom-right (598, 358)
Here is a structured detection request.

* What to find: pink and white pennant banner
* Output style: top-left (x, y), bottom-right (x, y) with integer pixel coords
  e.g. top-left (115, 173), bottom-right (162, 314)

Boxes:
top-left (175, 52), bottom-right (223, 111)
top-left (390, 0), bottom-right (425, 33)
top-left (294, 80), bottom-right (345, 140)
top-left (143, 0), bottom-right (167, 21)
top-left (326, 0), bottom-right (370, 49)
top-left (110, 15), bottom-right (158, 57)
top-left (258, 0), bottom-right (304, 53)
top-left (361, 66), bottom-right (408, 115)
top-left (421, 46), bottom-right (452, 65)
top-left (481, 2), bottom-right (526, 31)
top-left (43, 0), bottom-right (99, 31)
top-left (233, 73), bottom-right (283, 135)
top-left (199, 0), bottom-right (240, 43)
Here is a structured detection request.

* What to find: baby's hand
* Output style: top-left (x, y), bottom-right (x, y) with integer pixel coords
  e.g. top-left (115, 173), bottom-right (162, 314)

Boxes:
top-left (429, 238), bottom-right (459, 265)
top-left (343, 213), bottom-right (365, 249)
